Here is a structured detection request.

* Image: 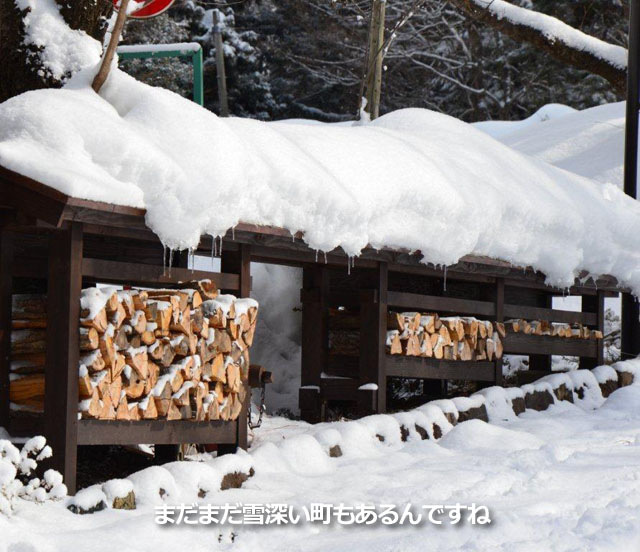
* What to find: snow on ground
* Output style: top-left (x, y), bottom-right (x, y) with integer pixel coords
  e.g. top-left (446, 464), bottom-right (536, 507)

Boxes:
top-left (3, 373), bottom-right (640, 551)
top-left (1, 69), bottom-right (640, 294)
top-left (473, 103), bottom-right (577, 139)
top-left (475, 101), bottom-right (628, 189)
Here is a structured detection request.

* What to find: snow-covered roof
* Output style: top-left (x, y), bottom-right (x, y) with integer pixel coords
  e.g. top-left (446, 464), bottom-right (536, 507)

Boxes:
top-left (1, 69), bottom-right (640, 294)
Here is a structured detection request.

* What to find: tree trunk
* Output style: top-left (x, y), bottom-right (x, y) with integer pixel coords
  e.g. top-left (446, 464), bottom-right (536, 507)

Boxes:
top-left (0, 0), bottom-right (112, 103)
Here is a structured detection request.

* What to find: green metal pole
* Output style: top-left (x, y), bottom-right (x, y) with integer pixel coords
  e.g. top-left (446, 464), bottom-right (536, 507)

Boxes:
top-left (193, 48), bottom-right (204, 106)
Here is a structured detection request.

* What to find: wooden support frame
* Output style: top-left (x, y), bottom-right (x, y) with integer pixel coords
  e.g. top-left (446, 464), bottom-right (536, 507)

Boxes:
top-left (44, 222), bottom-right (83, 494)
top-left (0, 230), bottom-right (13, 429)
top-left (299, 265), bottom-right (328, 423)
top-left (580, 291), bottom-right (605, 369)
top-left (358, 262), bottom-right (388, 414)
top-left (218, 244), bottom-right (251, 453)
top-left (494, 278), bottom-right (504, 387)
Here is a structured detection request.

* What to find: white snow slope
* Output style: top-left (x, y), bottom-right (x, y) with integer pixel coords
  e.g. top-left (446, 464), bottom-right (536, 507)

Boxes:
top-left (492, 102), bottom-right (628, 188)
top-left (3, 369), bottom-right (640, 551)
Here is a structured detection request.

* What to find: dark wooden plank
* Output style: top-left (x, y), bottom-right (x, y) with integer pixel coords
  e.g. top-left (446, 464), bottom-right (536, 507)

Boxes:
top-left (580, 291), bottom-right (605, 368)
top-left (503, 304), bottom-right (597, 325)
top-left (220, 245), bottom-right (251, 452)
top-left (494, 278), bottom-right (504, 387)
top-left (0, 231), bottom-right (13, 428)
top-left (385, 356), bottom-right (496, 381)
top-left (359, 262), bottom-right (388, 413)
top-left (502, 333), bottom-right (598, 358)
top-left (77, 420), bottom-right (238, 445)
top-left (82, 257), bottom-right (239, 290)
top-left (300, 266), bottom-right (329, 422)
top-left (0, 166), bottom-right (68, 226)
top-left (327, 354), bottom-right (359, 378)
top-left (387, 290), bottom-right (495, 317)
top-left (320, 377), bottom-right (359, 401)
top-left (44, 222), bottom-right (83, 494)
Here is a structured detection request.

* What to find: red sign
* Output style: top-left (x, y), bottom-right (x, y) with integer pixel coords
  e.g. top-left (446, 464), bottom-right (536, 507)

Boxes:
top-left (113, 0), bottom-right (176, 19)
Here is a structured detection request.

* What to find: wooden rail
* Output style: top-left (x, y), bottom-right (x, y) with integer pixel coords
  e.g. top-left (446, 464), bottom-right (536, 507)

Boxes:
top-left (81, 258), bottom-right (240, 290)
top-left (78, 419), bottom-right (238, 445)
top-left (385, 355), bottom-right (496, 381)
top-left (502, 333), bottom-right (598, 357)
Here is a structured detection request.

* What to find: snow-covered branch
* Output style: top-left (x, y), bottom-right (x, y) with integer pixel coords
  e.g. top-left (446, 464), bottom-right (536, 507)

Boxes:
top-left (448, 0), bottom-right (628, 92)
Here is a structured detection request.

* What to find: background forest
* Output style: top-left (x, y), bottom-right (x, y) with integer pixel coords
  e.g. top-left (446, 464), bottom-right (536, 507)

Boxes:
top-left (120, 0), bottom-right (628, 122)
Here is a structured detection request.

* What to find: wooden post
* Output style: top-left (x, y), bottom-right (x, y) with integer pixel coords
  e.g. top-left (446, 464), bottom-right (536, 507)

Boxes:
top-left (364, 0), bottom-right (385, 119)
top-left (581, 291), bottom-right (605, 369)
top-left (213, 10), bottom-right (230, 117)
top-left (44, 222), bottom-right (82, 494)
top-left (358, 262), bottom-right (387, 414)
top-left (494, 278), bottom-right (504, 387)
top-left (299, 266), bottom-right (328, 423)
top-left (219, 244), bottom-right (250, 452)
top-left (529, 292), bottom-right (552, 372)
top-left (0, 231), bottom-right (13, 429)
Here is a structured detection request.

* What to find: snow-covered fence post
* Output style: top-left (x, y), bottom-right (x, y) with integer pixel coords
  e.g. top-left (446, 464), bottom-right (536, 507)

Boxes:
top-left (622, 0), bottom-right (640, 359)
top-left (92, 0), bottom-right (131, 93)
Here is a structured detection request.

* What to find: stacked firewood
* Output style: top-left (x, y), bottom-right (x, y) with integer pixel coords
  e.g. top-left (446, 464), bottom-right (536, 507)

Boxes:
top-left (8, 282), bottom-right (259, 422)
top-left (386, 312), bottom-right (505, 361)
top-left (504, 319), bottom-right (603, 340)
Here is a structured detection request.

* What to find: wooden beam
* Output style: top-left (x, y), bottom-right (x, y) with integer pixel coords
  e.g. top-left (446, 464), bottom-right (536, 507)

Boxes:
top-left (502, 333), bottom-right (598, 358)
top-left (580, 291), bottom-right (605, 368)
top-left (387, 291), bottom-right (495, 317)
top-left (77, 419), bottom-right (237, 445)
top-left (0, 231), bottom-right (13, 428)
top-left (494, 278), bottom-right (504, 387)
top-left (219, 244), bottom-right (251, 453)
top-left (44, 222), bottom-right (83, 494)
top-left (359, 262), bottom-right (388, 414)
top-left (503, 304), bottom-right (596, 325)
top-left (385, 356), bottom-right (496, 381)
top-left (300, 265), bottom-right (329, 423)
top-left (82, 257), bottom-right (240, 290)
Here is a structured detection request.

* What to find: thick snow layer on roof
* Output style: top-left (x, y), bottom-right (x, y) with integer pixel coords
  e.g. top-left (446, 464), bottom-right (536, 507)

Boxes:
top-left (487, 102), bottom-right (629, 188)
top-left (1, 70), bottom-right (640, 292)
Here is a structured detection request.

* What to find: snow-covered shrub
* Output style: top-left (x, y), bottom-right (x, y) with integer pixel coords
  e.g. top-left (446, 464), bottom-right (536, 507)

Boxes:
top-left (0, 436), bottom-right (66, 516)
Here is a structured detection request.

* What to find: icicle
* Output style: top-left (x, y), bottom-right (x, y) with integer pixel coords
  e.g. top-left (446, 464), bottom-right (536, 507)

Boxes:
top-left (232, 226), bottom-right (235, 240)
top-left (443, 266), bottom-right (447, 292)
top-left (315, 250), bottom-right (319, 263)
top-left (190, 248), bottom-right (195, 273)
top-left (347, 256), bottom-right (352, 275)
top-left (323, 251), bottom-right (327, 264)
top-left (219, 236), bottom-right (223, 256)
top-left (163, 244), bottom-right (167, 276)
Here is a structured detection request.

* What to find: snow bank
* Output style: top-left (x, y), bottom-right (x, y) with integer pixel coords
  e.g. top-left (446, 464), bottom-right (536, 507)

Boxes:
top-left (439, 419), bottom-right (543, 452)
top-left (1, 71), bottom-right (640, 293)
top-left (485, 102), bottom-right (629, 189)
top-left (473, 103), bottom-right (576, 139)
